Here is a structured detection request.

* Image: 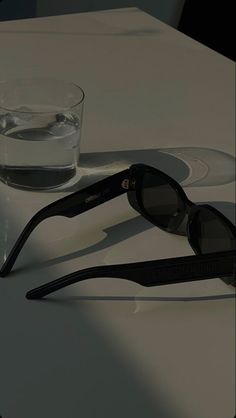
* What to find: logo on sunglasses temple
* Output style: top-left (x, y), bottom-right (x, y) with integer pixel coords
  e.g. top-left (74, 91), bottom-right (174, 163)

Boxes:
top-left (85, 193), bottom-right (102, 203)
top-left (122, 178), bottom-right (136, 189)
top-left (122, 179), bottom-right (130, 189)
top-left (85, 188), bottom-right (111, 203)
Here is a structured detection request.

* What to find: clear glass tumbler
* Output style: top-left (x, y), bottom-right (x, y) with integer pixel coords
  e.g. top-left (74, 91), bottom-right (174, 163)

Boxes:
top-left (0, 78), bottom-right (85, 190)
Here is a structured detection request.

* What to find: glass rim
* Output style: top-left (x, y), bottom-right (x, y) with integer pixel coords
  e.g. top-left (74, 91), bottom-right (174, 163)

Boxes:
top-left (0, 77), bottom-right (85, 114)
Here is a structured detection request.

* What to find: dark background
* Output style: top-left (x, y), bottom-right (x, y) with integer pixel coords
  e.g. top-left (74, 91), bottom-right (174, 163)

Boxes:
top-left (0, 0), bottom-right (185, 27)
top-left (179, 0), bottom-right (235, 61)
top-left (0, 0), bottom-right (37, 20)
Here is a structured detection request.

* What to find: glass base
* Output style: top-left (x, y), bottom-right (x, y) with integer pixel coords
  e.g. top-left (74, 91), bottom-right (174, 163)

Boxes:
top-left (0, 165), bottom-right (82, 191)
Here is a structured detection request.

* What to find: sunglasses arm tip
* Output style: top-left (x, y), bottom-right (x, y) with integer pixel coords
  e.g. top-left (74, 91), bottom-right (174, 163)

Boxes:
top-left (25, 267), bottom-right (106, 300)
top-left (0, 211), bottom-right (47, 277)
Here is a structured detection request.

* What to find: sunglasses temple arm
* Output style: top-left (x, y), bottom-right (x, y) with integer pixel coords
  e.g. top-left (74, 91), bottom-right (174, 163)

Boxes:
top-left (26, 251), bottom-right (235, 300)
top-left (0, 169), bottom-right (130, 277)
top-left (0, 211), bottom-right (49, 278)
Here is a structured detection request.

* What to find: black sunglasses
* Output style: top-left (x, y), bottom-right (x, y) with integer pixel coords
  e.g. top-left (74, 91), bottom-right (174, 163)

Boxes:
top-left (0, 164), bottom-right (235, 299)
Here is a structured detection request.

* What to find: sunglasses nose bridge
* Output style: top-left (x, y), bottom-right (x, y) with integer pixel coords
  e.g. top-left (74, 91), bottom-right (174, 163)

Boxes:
top-left (170, 200), bottom-right (193, 236)
top-left (172, 212), bottom-right (188, 236)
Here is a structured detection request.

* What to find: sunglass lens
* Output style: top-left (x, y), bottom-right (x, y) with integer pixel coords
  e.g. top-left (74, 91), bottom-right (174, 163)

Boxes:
top-left (190, 206), bottom-right (236, 253)
top-left (141, 171), bottom-right (186, 231)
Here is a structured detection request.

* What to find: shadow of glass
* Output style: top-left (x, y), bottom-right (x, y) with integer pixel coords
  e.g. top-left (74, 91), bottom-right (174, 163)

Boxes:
top-left (47, 147), bottom-right (235, 193)
top-left (2, 147), bottom-right (234, 195)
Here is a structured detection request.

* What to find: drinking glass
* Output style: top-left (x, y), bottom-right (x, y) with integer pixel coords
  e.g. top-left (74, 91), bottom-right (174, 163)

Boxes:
top-left (0, 78), bottom-right (85, 190)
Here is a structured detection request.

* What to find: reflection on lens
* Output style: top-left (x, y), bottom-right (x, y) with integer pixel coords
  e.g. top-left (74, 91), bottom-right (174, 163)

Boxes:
top-left (194, 207), bottom-right (236, 253)
top-left (141, 171), bottom-right (184, 231)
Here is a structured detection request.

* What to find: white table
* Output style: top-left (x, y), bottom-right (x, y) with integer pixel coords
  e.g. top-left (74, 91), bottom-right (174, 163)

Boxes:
top-left (0, 8), bottom-right (235, 418)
